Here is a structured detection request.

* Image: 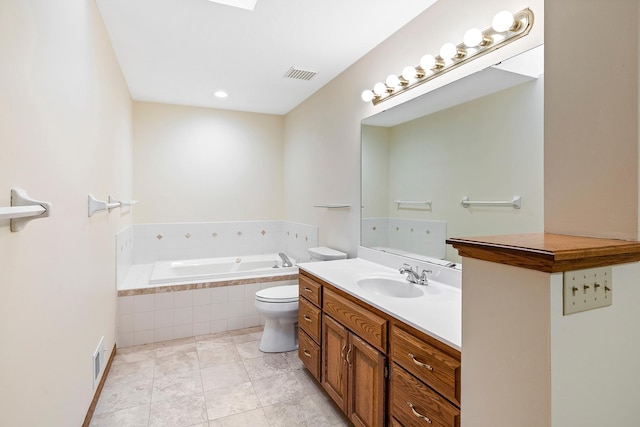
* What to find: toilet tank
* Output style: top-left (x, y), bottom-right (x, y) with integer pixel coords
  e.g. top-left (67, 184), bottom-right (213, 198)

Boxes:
top-left (307, 247), bottom-right (347, 262)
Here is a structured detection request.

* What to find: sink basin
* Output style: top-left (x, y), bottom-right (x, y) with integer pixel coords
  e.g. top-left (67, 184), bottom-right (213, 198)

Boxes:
top-left (357, 277), bottom-right (424, 298)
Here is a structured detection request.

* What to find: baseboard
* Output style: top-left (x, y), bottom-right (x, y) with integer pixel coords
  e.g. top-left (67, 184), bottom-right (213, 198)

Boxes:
top-left (82, 342), bottom-right (117, 427)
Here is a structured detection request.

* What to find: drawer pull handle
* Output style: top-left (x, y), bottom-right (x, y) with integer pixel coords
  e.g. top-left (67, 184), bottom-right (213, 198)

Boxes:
top-left (341, 344), bottom-right (347, 361)
top-left (303, 349), bottom-right (312, 358)
top-left (303, 287), bottom-right (313, 293)
top-left (303, 315), bottom-right (313, 323)
top-left (409, 353), bottom-right (433, 371)
top-left (407, 401), bottom-right (432, 424)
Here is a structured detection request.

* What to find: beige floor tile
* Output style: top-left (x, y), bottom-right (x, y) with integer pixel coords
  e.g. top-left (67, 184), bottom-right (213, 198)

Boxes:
top-left (89, 404), bottom-right (150, 427)
top-left (151, 369), bottom-right (203, 403)
top-left (94, 377), bottom-right (152, 415)
top-left (308, 392), bottom-right (350, 425)
top-left (204, 381), bottom-right (261, 420)
top-left (230, 327), bottom-right (263, 344)
top-left (262, 395), bottom-right (334, 427)
top-left (104, 359), bottom-right (155, 386)
top-left (252, 371), bottom-right (313, 407)
top-left (208, 408), bottom-right (270, 427)
top-left (197, 343), bottom-right (241, 368)
top-left (112, 346), bottom-right (156, 367)
top-left (242, 353), bottom-right (290, 381)
top-left (155, 350), bottom-right (200, 376)
top-left (200, 361), bottom-right (250, 391)
top-left (235, 340), bottom-right (265, 359)
top-left (155, 338), bottom-right (197, 358)
top-left (148, 394), bottom-right (208, 427)
top-left (282, 349), bottom-right (305, 370)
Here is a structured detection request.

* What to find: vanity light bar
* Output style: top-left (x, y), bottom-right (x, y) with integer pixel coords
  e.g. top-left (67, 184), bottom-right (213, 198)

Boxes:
top-left (362, 8), bottom-right (534, 105)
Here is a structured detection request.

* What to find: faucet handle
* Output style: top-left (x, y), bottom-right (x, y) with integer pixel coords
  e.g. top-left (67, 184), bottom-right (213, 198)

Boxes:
top-left (419, 269), bottom-right (432, 285)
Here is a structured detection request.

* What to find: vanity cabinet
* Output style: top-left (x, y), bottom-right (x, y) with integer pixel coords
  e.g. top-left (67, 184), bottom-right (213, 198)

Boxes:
top-left (298, 272), bottom-right (323, 381)
top-left (322, 308), bottom-right (386, 427)
top-left (298, 269), bottom-right (460, 427)
top-left (389, 324), bottom-right (461, 426)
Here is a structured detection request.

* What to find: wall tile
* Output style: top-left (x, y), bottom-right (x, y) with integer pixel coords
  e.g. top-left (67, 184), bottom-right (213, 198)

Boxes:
top-left (118, 296), bottom-right (135, 315)
top-left (228, 285), bottom-right (245, 302)
top-left (117, 332), bottom-right (134, 348)
top-left (155, 309), bottom-right (174, 329)
top-left (211, 319), bottom-right (228, 334)
top-left (210, 287), bottom-right (229, 303)
top-left (174, 324), bottom-right (193, 339)
top-left (193, 322), bottom-right (211, 337)
top-left (174, 290), bottom-right (193, 308)
top-left (154, 292), bottom-right (174, 310)
top-left (154, 327), bottom-right (174, 342)
top-left (134, 330), bottom-right (154, 346)
top-left (228, 301), bottom-right (243, 318)
top-left (174, 307), bottom-right (193, 326)
top-left (211, 303), bottom-right (228, 321)
top-left (227, 317), bottom-right (244, 331)
top-left (118, 313), bottom-right (134, 334)
top-left (134, 312), bottom-right (154, 331)
top-left (134, 294), bottom-right (154, 313)
top-left (192, 289), bottom-right (210, 306)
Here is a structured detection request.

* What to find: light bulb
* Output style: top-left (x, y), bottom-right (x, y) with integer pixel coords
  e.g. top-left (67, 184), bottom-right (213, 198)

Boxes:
top-left (386, 74), bottom-right (401, 89)
top-left (361, 89), bottom-right (375, 102)
top-left (439, 42), bottom-right (459, 60)
top-left (373, 82), bottom-right (387, 96)
top-left (492, 10), bottom-right (514, 32)
top-left (463, 28), bottom-right (484, 48)
top-left (214, 90), bottom-right (228, 98)
top-left (419, 54), bottom-right (436, 71)
top-left (401, 66), bottom-right (417, 80)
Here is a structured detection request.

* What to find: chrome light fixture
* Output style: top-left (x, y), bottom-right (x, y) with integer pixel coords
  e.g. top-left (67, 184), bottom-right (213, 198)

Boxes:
top-left (361, 8), bottom-right (534, 105)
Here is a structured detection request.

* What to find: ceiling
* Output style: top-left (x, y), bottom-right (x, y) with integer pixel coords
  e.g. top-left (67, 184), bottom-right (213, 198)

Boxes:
top-left (96, 0), bottom-right (437, 115)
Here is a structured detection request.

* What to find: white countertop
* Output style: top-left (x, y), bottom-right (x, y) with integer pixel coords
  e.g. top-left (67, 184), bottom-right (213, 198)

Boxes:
top-left (298, 258), bottom-right (461, 350)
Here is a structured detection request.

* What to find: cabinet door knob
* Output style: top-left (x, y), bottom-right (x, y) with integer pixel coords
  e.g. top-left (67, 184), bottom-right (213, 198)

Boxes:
top-left (409, 353), bottom-right (433, 371)
top-left (407, 401), bottom-right (432, 424)
top-left (341, 344), bottom-right (347, 361)
top-left (346, 345), bottom-right (353, 367)
top-left (303, 315), bottom-right (313, 323)
top-left (303, 287), bottom-right (313, 293)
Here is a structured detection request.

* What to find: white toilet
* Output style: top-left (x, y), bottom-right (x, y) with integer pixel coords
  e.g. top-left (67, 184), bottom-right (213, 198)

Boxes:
top-left (255, 285), bottom-right (300, 352)
top-left (255, 247), bottom-right (347, 353)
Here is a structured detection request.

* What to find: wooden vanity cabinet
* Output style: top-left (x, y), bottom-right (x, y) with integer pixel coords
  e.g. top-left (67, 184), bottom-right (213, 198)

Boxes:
top-left (298, 271), bottom-right (323, 381)
top-left (389, 324), bottom-right (461, 427)
top-left (322, 306), bottom-right (386, 427)
top-left (298, 270), bottom-right (460, 427)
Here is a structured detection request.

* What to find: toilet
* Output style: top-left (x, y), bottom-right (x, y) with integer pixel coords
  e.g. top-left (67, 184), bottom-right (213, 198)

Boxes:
top-left (255, 285), bottom-right (300, 352)
top-left (255, 247), bottom-right (347, 353)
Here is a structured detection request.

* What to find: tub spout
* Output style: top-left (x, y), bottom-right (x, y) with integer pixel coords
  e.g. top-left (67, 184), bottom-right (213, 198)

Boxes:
top-left (279, 253), bottom-right (293, 267)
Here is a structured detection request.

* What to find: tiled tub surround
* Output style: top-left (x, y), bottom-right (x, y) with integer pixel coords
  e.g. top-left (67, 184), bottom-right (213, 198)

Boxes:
top-left (361, 218), bottom-right (447, 260)
top-left (116, 220), bottom-right (319, 287)
top-left (115, 221), bottom-right (318, 347)
top-left (117, 278), bottom-right (297, 347)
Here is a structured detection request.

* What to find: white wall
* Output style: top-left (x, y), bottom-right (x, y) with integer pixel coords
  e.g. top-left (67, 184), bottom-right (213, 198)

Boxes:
top-left (283, 0), bottom-right (544, 257)
top-left (0, 1), bottom-right (132, 426)
top-left (133, 102), bottom-right (284, 223)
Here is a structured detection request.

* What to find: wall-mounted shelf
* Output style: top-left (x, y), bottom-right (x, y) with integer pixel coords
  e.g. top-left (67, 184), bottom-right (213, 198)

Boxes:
top-left (313, 204), bottom-right (351, 209)
top-left (0, 188), bottom-right (52, 232)
top-left (461, 196), bottom-right (521, 209)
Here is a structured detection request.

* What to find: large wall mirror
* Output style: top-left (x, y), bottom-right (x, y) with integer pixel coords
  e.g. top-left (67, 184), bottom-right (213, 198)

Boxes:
top-left (361, 45), bottom-right (544, 265)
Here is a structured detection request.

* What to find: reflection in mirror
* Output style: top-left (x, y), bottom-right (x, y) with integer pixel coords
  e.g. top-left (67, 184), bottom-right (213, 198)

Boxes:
top-left (361, 46), bottom-right (544, 265)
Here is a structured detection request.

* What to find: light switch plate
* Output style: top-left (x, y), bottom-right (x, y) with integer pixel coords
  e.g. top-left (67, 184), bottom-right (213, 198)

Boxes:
top-left (563, 266), bottom-right (612, 315)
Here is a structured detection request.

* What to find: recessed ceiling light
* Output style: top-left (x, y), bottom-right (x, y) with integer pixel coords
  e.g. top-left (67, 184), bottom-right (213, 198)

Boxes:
top-left (214, 90), bottom-right (228, 98)
top-left (206, 0), bottom-right (258, 11)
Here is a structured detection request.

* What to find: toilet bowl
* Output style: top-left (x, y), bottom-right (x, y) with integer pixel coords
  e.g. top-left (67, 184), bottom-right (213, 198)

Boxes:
top-left (254, 285), bottom-right (299, 353)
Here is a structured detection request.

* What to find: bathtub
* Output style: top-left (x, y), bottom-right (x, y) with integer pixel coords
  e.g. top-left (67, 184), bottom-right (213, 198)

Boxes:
top-left (149, 253), bottom-right (297, 285)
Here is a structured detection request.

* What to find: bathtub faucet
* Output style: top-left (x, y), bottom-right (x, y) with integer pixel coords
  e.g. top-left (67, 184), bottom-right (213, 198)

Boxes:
top-left (279, 253), bottom-right (293, 268)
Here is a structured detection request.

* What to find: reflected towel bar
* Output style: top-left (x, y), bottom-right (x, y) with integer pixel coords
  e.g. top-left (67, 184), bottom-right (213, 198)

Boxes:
top-left (394, 200), bottom-right (432, 207)
top-left (461, 196), bottom-right (521, 209)
top-left (0, 188), bottom-right (52, 232)
top-left (88, 194), bottom-right (120, 217)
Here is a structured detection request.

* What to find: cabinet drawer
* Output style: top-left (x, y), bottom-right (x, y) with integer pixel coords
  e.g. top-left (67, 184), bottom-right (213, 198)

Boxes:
top-left (299, 296), bottom-right (321, 343)
top-left (390, 364), bottom-right (460, 427)
top-left (391, 326), bottom-right (460, 405)
top-left (299, 329), bottom-right (321, 382)
top-left (299, 273), bottom-right (322, 307)
top-left (323, 288), bottom-right (387, 352)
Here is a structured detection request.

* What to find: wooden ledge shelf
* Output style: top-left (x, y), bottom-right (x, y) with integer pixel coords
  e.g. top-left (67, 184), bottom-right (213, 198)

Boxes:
top-left (447, 233), bottom-right (640, 273)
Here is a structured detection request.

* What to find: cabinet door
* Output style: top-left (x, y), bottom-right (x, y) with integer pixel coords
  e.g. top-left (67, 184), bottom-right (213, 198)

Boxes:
top-left (322, 314), bottom-right (348, 411)
top-left (348, 333), bottom-right (386, 427)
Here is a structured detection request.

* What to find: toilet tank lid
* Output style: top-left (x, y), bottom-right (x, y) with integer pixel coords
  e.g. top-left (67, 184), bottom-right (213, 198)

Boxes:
top-left (255, 285), bottom-right (299, 301)
top-left (308, 246), bottom-right (347, 260)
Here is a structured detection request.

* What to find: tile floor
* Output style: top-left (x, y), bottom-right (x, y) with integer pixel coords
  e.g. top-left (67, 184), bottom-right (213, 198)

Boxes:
top-left (90, 326), bottom-right (350, 426)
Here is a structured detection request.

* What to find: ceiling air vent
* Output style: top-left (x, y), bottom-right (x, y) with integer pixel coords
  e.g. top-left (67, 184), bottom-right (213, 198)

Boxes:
top-left (283, 67), bottom-right (318, 81)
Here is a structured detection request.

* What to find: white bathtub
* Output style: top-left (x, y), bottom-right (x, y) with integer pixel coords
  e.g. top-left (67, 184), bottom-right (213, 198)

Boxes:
top-left (149, 253), bottom-right (297, 285)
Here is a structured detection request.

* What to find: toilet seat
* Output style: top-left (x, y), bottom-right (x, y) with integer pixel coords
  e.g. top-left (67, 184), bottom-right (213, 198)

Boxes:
top-left (255, 285), bottom-right (298, 303)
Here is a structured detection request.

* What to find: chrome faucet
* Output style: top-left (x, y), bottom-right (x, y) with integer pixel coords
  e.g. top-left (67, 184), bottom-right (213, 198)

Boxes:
top-left (399, 264), bottom-right (431, 286)
top-left (279, 252), bottom-right (293, 268)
